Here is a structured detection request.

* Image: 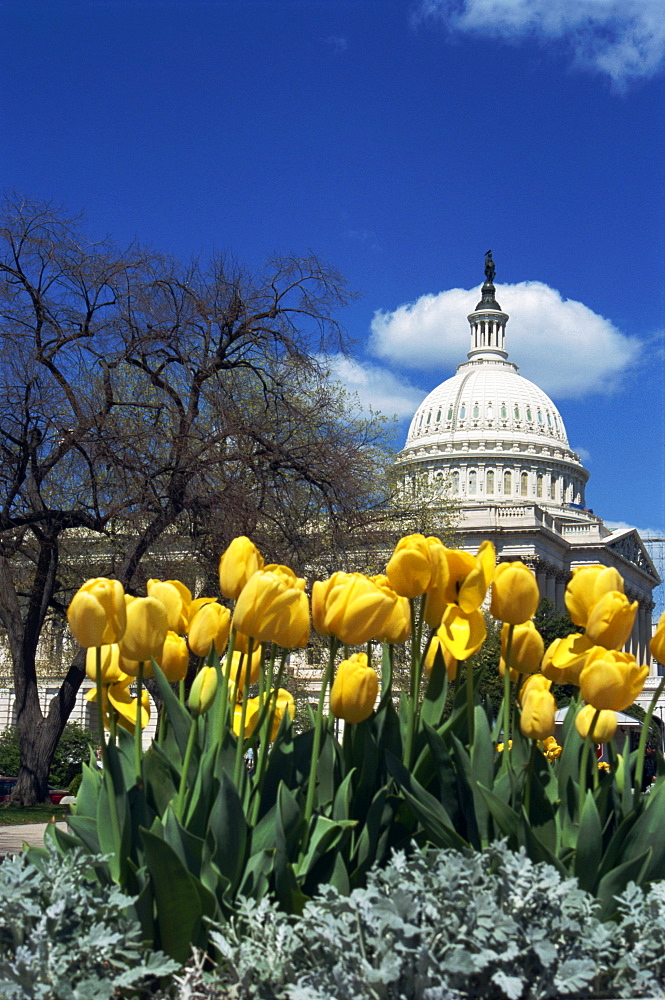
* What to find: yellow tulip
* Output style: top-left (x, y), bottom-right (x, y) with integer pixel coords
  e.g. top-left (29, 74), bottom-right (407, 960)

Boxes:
top-left (490, 561), bottom-right (540, 625)
top-left (424, 542), bottom-right (495, 627)
top-left (188, 665), bottom-right (218, 716)
top-left (520, 688), bottom-right (556, 740)
top-left (85, 644), bottom-right (124, 684)
top-left (371, 575), bottom-right (411, 644)
top-left (584, 591), bottom-right (638, 650)
top-left (579, 647), bottom-right (649, 712)
top-left (227, 647), bottom-right (262, 691)
top-left (330, 653), bottom-right (379, 724)
top-left (232, 697), bottom-right (261, 739)
top-left (651, 610), bottom-right (665, 664)
top-left (233, 565), bottom-right (309, 648)
top-left (541, 633), bottom-right (595, 686)
top-left (188, 596), bottom-right (219, 622)
top-left (156, 630), bottom-right (190, 683)
top-left (312, 572), bottom-right (394, 645)
top-left (268, 688), bottom-right (296, 740)
top-left (518, 672), bottom-right (552, 705)
top-left (118, 596), bottom-right (168, 663)
top-left (147, 579), bottom-right (191, 634)
top-left (67, 578), bottom-right (127, 647)
top-left (575, 703), bottom-right (618, 742)
top-left (188, 601), bottom-right (231, 657)
top-left (385, 534), bottom-right (447, 598)
top-left (86, 677), bottom-right (149, 733)
top-left (218, 536), bottom-right (264, 600)
top-left (565, 565), bottom-right (624, 628)
top-left (116, 650), bottom-right (154, 679)
top-left (500, 620), bottom-right (544, 679)
top-left (436, 604), bottom-right (486, 661)
top-left (424, 634), bottom-right (458, 681)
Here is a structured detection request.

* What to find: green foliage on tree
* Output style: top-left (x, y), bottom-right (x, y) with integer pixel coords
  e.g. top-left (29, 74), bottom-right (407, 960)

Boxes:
top-left (0, 723), bottom-right (97, 788)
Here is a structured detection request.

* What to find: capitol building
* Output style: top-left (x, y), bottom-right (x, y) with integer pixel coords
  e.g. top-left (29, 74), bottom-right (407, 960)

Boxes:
top-left (394, 255), bottom-right (659, 677)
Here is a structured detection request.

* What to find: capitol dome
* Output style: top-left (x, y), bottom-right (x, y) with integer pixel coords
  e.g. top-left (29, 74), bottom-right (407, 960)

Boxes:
top-left (395, 257), bottom-right (589, 509)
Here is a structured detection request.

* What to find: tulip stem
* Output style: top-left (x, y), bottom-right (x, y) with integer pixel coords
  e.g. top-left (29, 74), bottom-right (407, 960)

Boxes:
top-left (135, 661), bottom-right (144, 784)
top-left (578, 708), bottom-right (600, 816)
top-left (179, 679), bottom-right (185, 705)
top-left (251, 649), bottom-right (286, 825)
top-left (403, 597), bottom-right (425, 769)
top-left (501, 625), bottom-right (515, 772)
top-left (176, 718), bottom-right (198, 821)
top-left (303, 637), bottom-right (338, 830)
top-left (219, 628), bottom-right (236, 740)
top-left (233, 639), bottom-right (254, 788)
top-left (634, 674), bottom-right (665, 805)
top-left (95, 646), bottom-right (107, 762)
top-left (465, 658), bottom-right (474, 744)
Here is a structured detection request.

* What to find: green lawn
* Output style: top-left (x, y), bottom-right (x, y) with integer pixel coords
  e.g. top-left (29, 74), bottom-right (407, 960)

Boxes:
top-left (0, 804), bottom-right (69, 825)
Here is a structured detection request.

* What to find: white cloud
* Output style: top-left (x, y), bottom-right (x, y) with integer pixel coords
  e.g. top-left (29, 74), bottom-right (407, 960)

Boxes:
top-left (369, 281), bottom-right (642, 398)
top-left (604, 520), bottom-right (665, 541)
top-left (324, 354), bottom-right (426, 419)
top-left (415, 0), bottom-right (665, 86)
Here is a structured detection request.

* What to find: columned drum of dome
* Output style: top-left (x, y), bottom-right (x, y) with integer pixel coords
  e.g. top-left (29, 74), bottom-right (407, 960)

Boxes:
top-left (395, 252), bottom-right (589, 512)
top-left (393, 254), bottom-right (660, 681)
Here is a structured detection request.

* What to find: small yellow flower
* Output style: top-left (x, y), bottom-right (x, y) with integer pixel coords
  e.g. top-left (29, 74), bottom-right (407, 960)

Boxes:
top-left (541, 632), bottom-right (595, 686)
top-left (330, 653), bottom-right (379, 724)
top-left (85, 644), bottom-right (124, 684)
top-left (156, 631), bottom-right (190, 683)
top-left (424, 541), bottom-right (495, 628)
top-left (579, 647), bottom-right (648, 712)
top-left (312, 572), bottom-right (394, 645)
top-left (385, 534), bottom-right (447, 598)
top-left (584, 591), bottom-right (638, 650)
top-left (118, 596), bottom-right (168, 663)
top-left (436, 604), bottom-right (486, 661)
top-left (187, 601), bottom-right (231, 657)
top-left (520, 688), bottom-right (556, 741)
top-left (500, 620), bottom-right (544, 680)
top-left (371, 575), bottom-right (411, 644)
top-left (565, 565), bottom-right (624, 628)
top-left (146, 579), bottom-right (191, 634)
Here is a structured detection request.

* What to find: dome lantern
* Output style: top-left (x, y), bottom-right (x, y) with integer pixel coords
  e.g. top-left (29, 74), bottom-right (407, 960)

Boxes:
top-left (467, 251), bottom-right (509, 360)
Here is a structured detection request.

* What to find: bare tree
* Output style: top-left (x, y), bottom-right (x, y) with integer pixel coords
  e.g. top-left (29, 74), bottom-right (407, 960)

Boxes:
top-left (0, 196), bottom-right (394, 803)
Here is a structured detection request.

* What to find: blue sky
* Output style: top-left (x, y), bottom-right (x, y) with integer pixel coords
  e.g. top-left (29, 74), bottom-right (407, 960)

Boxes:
top-left (1, 0), bottom-right (663, 589)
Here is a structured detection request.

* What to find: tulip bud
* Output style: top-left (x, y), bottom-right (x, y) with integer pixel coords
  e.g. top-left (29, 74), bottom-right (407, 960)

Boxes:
top-left (575, 704), bottom-right (617, 742)
top-left (157, 630), bottom-right (190, 683)
top-left (233, 565), bottom-right (309, 648)
top-left (219, 536), bottom-right (264, 600)
top-left (67, 578), bottom-right (126, 647)
top-left (188, 601), bottom-right (231, 657)
top-left (386, 534), bottom-right (447, 598)
top-left (490, 561), bottom-right (540, 625)
top-left (188, 665), bottom-right (218, 716)
top-left (520, 688), bottom-right (556, 740)
top-left (584, 591), bottom-right (638, 650)
top-left (565, 565), bottom-right (624, 628)
top-left (330, 653), bottom-right (379, 724)
top-left (312, 572), bottom-right (394, 646)
top-left (518, 672), bottom-right (551, 706)
top-left (424, 634), bottom-right (458, 681)
top-left (579, 647), bottom-right (649, 712)
top-left (147, 579), bottom-right (191, 634)
top-left (118, 596), bottom-right (168, 663)
top-left (500, 620), bottom-right (544, 679)
top-left (651, 610), bottom-right (665, 665)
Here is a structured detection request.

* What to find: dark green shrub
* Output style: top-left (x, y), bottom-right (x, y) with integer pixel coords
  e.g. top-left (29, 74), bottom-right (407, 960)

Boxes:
top-left (68, 771), bottom-right (83, 796)
top-left (0, 723), bottom-right (98, 789)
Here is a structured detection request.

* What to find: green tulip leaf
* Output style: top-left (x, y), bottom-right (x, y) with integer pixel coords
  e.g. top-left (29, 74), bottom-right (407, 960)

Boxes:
top-left (238, 847), bottom-right (275, 901)
top-left (333, 768), bottom-right (356, 821)
top-left (616, 781), bottom-right (665, 883)
top-left (276, 781), bottom-right (304, 859)
top-left (380, 641), bottom-right (393, 699)
top-left (518, 811), bottom-right (567, 876)
top-left (116, 725), bottom-right (139, 788)
top-left (328, 849), bottom-right (350, 895)
top-left (151, 658), bottom-right (194, 762)
top-left (575, 791), bottom-right (602, 893)
top-left (297, 816), bottom-right (355, 879)
top-left (351, 784), bottom-right (394, 879)
top-left (142, 744), bottom-right (180, 818)
top-left (596, 848), bottom-right (652, 920)
top-left (207, 771), bottom-right (248, 892)
top-left (420, 644), bottom-right (449, 728)
top-left (420, 725), bottom-right (463, 828)
top-left (65, 815), bottom-right (102, 855)
top-left (74, 762), bottom-right (102, 819)
top-left (141, 827), bottom-right (210, 963)
top-left (477, 783), bottom-right (519, 844)
top-left (450, 735), bottom-right (482, 849)
top-left (162, 805), bottom-right (206, 876)
top-left (386, 751), bottom-right (469, 852)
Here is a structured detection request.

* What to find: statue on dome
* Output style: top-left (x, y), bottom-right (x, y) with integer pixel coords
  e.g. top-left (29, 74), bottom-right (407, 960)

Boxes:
top-left (484, 250), bottom-right (496, 283)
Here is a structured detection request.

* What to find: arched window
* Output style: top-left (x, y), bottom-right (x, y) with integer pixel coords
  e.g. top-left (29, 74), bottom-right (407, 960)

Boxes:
top-left (500, 403), bottom-right (507, 419)
top-left (550, 478), bottom-right (556, 500)
top-left (469, 470), bottom-right (477, 494)
top-left (486, 401), bottom-right (493, 419)
top-left (537, 410), bottom-right (544, 424)
top-left (547, 412), bottom-right (552, 427)
top-left (426, 411), bottom-right (431, 424)
top-left (514, 405), bottom-right (520, 420)
top-left (526, 407), bottom-right (533, 421)
top-left (503, 470), bottom-right (512, 494)
top-left (521, 472), bottom-right (528, 496)
top-left (436, 409), bottom-right (441, 422)
top-left (459, 404), bottom-right (466, 419)
top-left (452, 470), bottom-right (459, 494)
top-left (536, 473), bottom-right (543, 498)
top-left (486, 470), bottom-right (494, 494)
top-left (473, 403), bottom-right (479, 419)
top-left (447, 406), bottom-right (453, 420)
